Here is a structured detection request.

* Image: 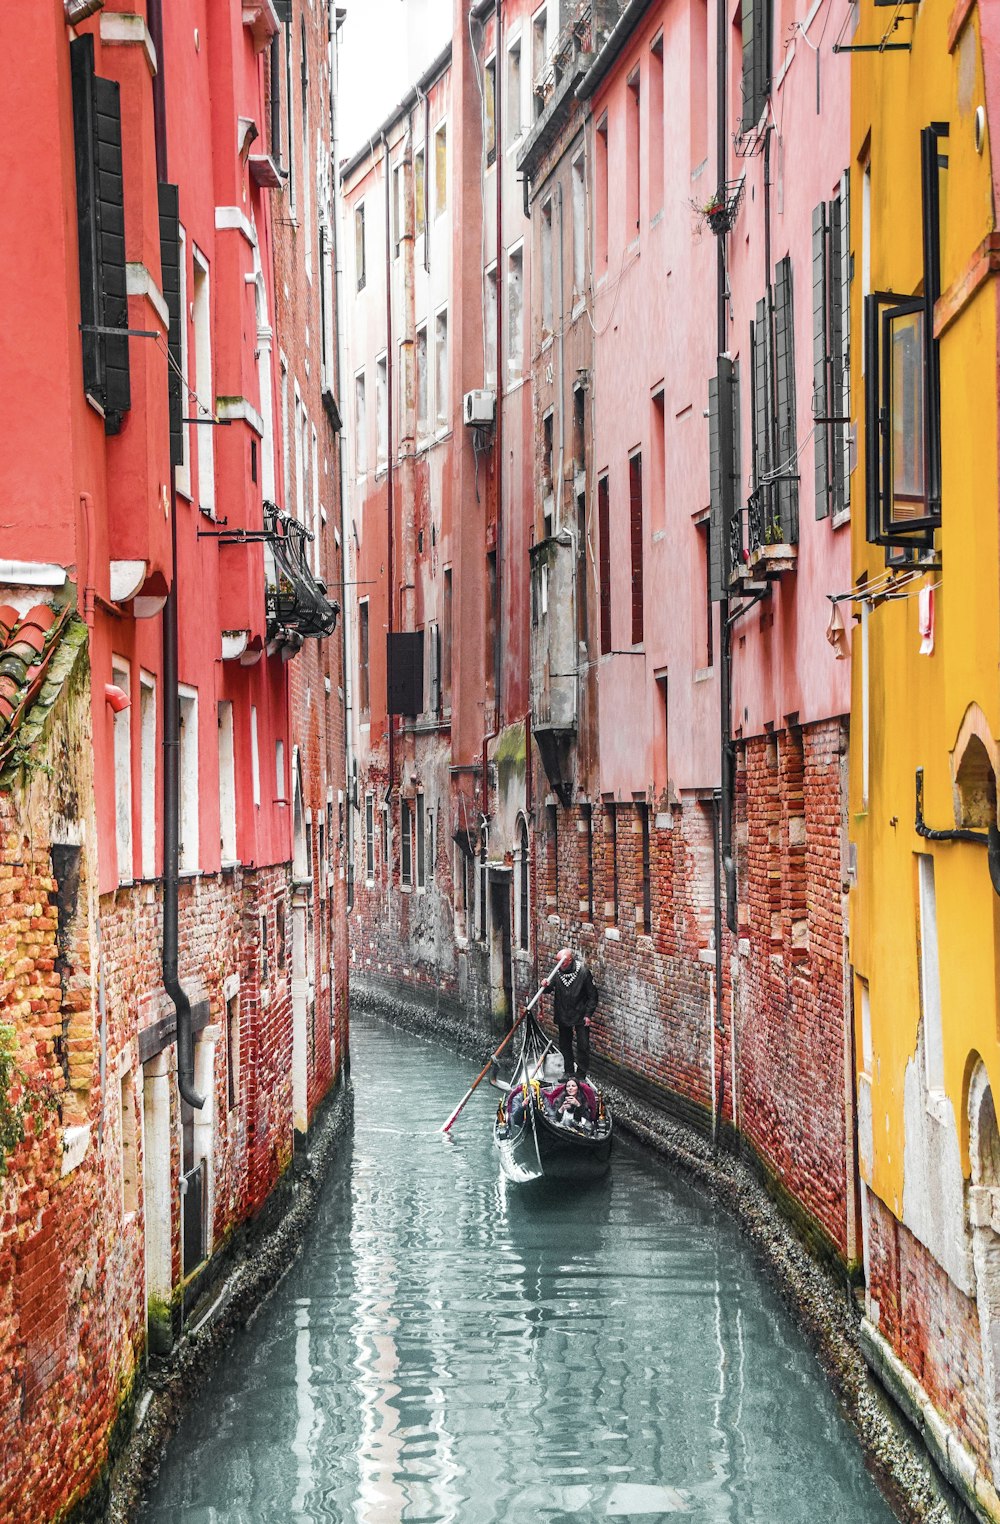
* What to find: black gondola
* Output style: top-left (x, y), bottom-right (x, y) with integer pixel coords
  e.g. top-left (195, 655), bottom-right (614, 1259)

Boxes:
top-left (493, 1008), bottom-right (612, 1182)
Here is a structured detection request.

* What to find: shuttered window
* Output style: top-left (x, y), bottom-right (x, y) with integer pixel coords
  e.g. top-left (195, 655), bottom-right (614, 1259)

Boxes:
top-left (740, 0), bottom-right (771, 135)
top-left (387, 630), bottom-right (425, 715)
top-left (772, 255), bottom-right (799, 544)
top-left (707, 356), bottom-right (737, 600)
top-left (159, 184), bottom-right (184, 466)
top-left (401, 798), bottom-right (413, 887)
top-left (629, 452), bottom-right (644, 645)
top-left (597, 473), bottom-right (612, 654)
top-left (812, 182), bottom-right (851, 522)
top-left (70, 35), bottom-right (130, 433)
top-left (428, 621), bottom-right (441, 714)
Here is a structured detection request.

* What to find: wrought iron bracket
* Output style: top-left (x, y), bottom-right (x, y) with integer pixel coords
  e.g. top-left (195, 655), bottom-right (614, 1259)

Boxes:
top-left (915, 767), bottom-right (1000, 896)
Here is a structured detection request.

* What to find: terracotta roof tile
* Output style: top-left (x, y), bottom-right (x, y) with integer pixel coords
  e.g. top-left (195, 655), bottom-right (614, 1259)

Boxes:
top-left (0, 602), bottom-right (74, 763)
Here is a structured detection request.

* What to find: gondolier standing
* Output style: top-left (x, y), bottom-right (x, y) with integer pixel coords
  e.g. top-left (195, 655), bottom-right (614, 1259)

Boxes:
top-left (545, 947), bottom-right (598, 1080)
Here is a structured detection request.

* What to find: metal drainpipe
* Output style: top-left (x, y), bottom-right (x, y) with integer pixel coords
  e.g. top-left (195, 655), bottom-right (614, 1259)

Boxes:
top-left (713, 0), bottom-right (731, 1141)
top-left (148, 0), bottom-right (204, 1110)
top-left (383, 134), bottom-right (395, 804)
top-left (492, 0), bottom-right (504, 736)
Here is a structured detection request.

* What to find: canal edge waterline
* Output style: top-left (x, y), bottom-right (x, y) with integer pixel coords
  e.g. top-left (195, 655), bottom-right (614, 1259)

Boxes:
top-left (350, 984), bottom-right (967, 1524)
top-left (99, 1076), bottom-right (355, 1524)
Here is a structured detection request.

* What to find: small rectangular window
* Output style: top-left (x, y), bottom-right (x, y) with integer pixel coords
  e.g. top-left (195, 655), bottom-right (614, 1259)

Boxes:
top-left (571, 154), bottom-right (586, 299)
top-left (275, 738), bottom-right (285, 801)
top-left (582, 803), bottom-right (594, 922)
top-left (595, 116), bottom-right (609, 272)
top-left (740, 0), bottom-right (772, 135)
top-left (695, 520), bottom-right (714, 669)
top-left (626, 68), bottom-right (641, 238)
top-left (443, 568), bottom-right (453, 704)
top-left (507, 38), bottom-right (523, 145)
top-left (354, 370), bottom-right (367, 475)
top-left (218, 699), bottom-right (236, 865)
top-left (401, 798), bottom-right (413, 887)
top-left (140, 673), bottom-right (156, 879)
top-left (598, 473), bottom-right (612, 654)
top-left (365, 793), bottom-right (375, 880)
top-left (546, 803), bottom-right (558, 910)
top-left (416, 793), bottom-right (426, 888)
top-left (435, 309), bottom-right (449, 426)
top-left (485, 264), bottom-right (498, 384)
top-left (507, 245), bottom-right (524, 381)
top-left (250, 706), bottom-right (260, 807)
top-left (392, 163), bottom-right (404, 256)
top-left (435, 125), bottom-right (448, 216)
top-left (355, 202), bottom-right (366, 289)
top-left (178, 687), bottom-right (199, 873)
top-left (358, 600), bottom-right (370, 718)
top-left (375, 353), bottom-right (388, 468)
top-left (638, 802), bottom-right (652, 934)
top-left (649, 36), bottom-right (664, 216)
top-left (112, 657), bottom-right (132, 883)
top-left (414, 148), bottom-right (426, 240)
top-left (541, 199), bottom-right (554, 335)
top-left (651, 389), bottom-right (666, 533)
top-left (629, 451), bottom-right (644, 645)
top-left (416, 326), bottom-right (429, 434)
top-left (531, 7), bottom-right (548, 121)
top-left (608, 805), bottom-right (619, 925)
top-left (192, 250), bottom-right (214, 515)
top-left (485, 57), bottom-right (497, 165)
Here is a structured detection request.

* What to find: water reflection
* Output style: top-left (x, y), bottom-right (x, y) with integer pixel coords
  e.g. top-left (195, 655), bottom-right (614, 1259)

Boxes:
top-left (144, 1016), bottom-right (895, 1523)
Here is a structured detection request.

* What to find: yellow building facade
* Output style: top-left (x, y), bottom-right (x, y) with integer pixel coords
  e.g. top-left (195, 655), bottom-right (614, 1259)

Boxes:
top-left (849, 0), bottom-right (1000, 1512)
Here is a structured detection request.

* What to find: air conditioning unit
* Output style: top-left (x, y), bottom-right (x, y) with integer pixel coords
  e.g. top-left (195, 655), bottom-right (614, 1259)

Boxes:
top-left (463, 389), bottom-right (495, 427)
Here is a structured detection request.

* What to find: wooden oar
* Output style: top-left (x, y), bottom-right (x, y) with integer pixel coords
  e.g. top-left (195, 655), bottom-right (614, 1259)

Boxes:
top-left (439, 959), bottom-right (563, 1134)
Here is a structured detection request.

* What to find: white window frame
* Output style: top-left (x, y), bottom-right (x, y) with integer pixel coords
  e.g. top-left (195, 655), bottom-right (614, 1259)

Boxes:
top-left (354, 368), bottom-right (367, 478)
top-left (191, 246), bottom-right (214, 516)
top-left (218, 699), bottom-right (237, 866)
top-left (507, 240), bottom-right (525, 386)
top-left (375, 350), bottom-right (389, 470)
top-left (178, 685), bottom-right (199, 873)
top-left (250, 705), bottom-right (261, 808)
top-left (434, 120), bottom-right (448, 220)
top-left (176, 226), bottom-right (191, 497)
top-left (139, 671), bottom-right (156, 880)
top-left (506, 32), bottom-right (524, 149)
top-left (434, 306), bottom-right (449, 429)
top-left (112, 656), bottom-right (132, 884)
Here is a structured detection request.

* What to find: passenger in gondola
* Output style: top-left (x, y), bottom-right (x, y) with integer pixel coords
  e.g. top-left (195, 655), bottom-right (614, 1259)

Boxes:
top-left (556, 1076), bottom-right (591, 1130)
top-left (544, 946), bottom-right (598, 1081)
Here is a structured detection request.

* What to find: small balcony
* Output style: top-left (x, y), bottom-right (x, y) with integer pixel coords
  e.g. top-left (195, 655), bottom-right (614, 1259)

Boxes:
top-left (264, 504), bottom-right (340, 645)
top-left (529, 531), bottom-right (577, 803)
top-left (729, 485), bottom-right (798, 588)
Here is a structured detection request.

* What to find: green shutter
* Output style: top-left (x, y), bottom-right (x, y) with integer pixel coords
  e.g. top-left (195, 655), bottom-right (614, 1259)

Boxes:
top-left (753, 297), bottom-right (769, 486)
top-left (812, 202), bottom-right (830, 520)
top-left (708, 374), bottom-right (721, 599)
top-left (828, 190), bottom-right (847, 517)
top-left (158, 183), bottom-right (184, 466)
top-left (708, 360), bottom-right (735, 601)
top-left (741, 0), bottom-right (771, 134)
top-left (772, 255), bottom-right (798, 543)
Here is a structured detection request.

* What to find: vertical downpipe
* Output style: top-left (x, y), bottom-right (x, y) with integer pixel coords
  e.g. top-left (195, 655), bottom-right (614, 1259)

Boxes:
top-left (147, 0), bottom-right (204, 1111)
top-left (714, 0), bottom-right (730, 1143)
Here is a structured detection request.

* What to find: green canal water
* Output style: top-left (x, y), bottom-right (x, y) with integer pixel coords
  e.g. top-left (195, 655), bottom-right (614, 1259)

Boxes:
top-left (143, 1014), bottom-right (897, 1522)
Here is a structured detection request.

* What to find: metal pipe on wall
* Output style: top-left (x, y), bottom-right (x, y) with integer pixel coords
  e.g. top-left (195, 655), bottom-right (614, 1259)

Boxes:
top-left (713, 0), bottom-right (731, 1140)
top-left (147, 0), bottom-right (204, 1111)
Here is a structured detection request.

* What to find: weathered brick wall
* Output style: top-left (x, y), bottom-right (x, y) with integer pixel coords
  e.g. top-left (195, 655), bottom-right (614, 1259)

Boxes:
top-left (866, 1188), bottom-right (988, 1468)
top-left (731, 719), bottom-right (851, 1261)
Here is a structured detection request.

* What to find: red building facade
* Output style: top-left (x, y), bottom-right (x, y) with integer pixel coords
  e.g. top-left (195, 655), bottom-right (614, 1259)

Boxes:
top-left (0, 2), bottom-right (346, 1518)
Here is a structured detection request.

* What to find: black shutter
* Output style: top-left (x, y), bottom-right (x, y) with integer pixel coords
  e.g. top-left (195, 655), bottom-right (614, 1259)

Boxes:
top-left (94, 74), bottom-right (129, 429)
top-left (70, 36), bottom-right (130, 434)
top-left (772, 255), bottom-right (798, 543)
top-left (863, 292), bottom-right (883, 545)
top-left (836, 173), bottom-right (851, 514)
top-left (708, 357), bottom-right (735, 601)
top-left (387, 631), bottom-right (425, 715)
top-left (708, 373), bottom-right (721, 599)
top-left (753, 296), bottom-right (769, 486)
top-left (158, 183), bottom-right (184, 465)
top-left (812, 202), bottom-right (830, 520)
top-left (741, 0), bottom-right (771, 134)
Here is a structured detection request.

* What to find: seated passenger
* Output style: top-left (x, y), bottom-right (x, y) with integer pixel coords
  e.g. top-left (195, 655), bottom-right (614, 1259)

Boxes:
top-left (556, 1077), bottom-right (591, 1130)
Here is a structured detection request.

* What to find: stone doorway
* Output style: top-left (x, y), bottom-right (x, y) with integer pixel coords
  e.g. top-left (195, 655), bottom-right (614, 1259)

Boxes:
top-left (969, 1060), bottom-right (1000, 1482)
top-left (488, 868), bottom-right (513, 1032)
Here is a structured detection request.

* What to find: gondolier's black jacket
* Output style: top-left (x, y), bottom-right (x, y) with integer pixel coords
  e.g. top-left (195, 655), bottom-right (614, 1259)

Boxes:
top-left (549, 962), bottom-right (598, 1029)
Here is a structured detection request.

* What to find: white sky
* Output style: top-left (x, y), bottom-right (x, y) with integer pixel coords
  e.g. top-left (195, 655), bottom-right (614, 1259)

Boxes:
top-left (338, 0), bottom-right (453, 164)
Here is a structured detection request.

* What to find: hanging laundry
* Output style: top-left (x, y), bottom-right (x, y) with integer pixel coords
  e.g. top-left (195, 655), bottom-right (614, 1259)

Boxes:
top-left (826, 600), bottom-right (850, 660)
top-left (918, 585), bottom-right (935, 656)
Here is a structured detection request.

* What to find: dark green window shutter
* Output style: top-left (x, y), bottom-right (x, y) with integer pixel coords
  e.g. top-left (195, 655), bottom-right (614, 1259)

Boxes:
top-left (752, 297), bottom-right (769, 488)
top-left (828, 186), bottom-right (847, 516)
top-left (158, 183), bottom-right (184, 466)
top-left (772, 255), bottom-right (798, 543)
top-left (835, 172), bottom-right (850, 514)
top-left (741, 0), bottom-right (771, 134)
top-left (708, 374), bottom-right (721, 599)
top-left (708, 358), bottom-right (735, 601)
top-left (387, 631), bottom-right (425, 715)
top-left (70, 35), bottom-right (130, 435)
top-left (812, 202), bottom-right (830, 520)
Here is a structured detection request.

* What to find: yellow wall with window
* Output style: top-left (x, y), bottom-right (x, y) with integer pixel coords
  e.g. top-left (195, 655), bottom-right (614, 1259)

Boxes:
top-left (849, 0), bottom-right (1000, 1214)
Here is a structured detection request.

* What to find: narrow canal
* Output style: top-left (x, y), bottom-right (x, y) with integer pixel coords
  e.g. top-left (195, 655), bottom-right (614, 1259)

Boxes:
top-left (144, 1015), bottom-right (897, 1522)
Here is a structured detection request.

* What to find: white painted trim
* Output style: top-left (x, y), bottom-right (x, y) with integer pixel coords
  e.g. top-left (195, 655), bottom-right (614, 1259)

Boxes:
top-left (0, 560), bottom-right (66, 587)
top-left (99, 13), bottom-right (157, 74)
top-left (216, 397), bottom-right (265, 436)
top-left (221, 630), bottom-right (249, 661)
top-left (214, 206), bottom-right (258, 247)
top-left (126, 263), bottom-right (169, 329)
top-left (109, 560), bottom-right (148, 603)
